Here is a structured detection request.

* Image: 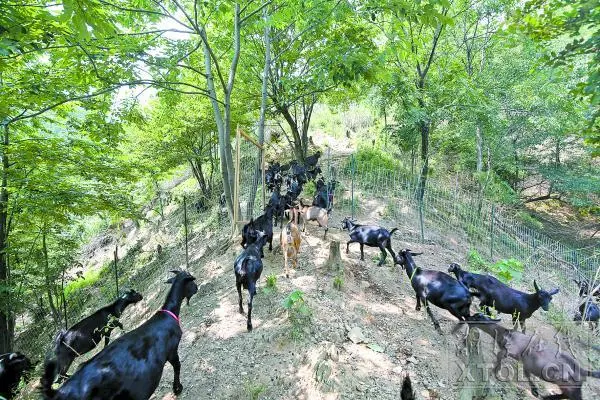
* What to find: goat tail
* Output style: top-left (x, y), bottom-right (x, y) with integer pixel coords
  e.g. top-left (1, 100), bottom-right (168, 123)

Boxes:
top-left (400, 374), bottom-right (415, 400)
top-left (40, 359), bottom-right (58, 399)
top-left (390, 228), bottom-right (399, 235)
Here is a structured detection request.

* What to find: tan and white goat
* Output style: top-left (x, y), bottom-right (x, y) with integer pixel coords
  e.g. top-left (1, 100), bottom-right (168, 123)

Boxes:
top-left (280, 221), bottom-right (301, 278)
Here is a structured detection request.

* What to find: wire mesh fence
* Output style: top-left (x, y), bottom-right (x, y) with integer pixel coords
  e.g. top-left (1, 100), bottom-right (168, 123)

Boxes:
top-left (325, 151), bottom-right (599, 309)
top-left (8, 145), bottom-right (598, 386)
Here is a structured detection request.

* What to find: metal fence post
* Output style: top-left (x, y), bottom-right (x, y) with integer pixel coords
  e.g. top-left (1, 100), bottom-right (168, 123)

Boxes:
top-left (351, 153), bottom-right (356, 219)
top-left (113, 245), bottom-right (119, 298)
top-left (418, 200), bottom-right (425, 242)
top-left (184, 195), bottom-right (189, 269)
top-left (490, 204), bottom-right (495, 259)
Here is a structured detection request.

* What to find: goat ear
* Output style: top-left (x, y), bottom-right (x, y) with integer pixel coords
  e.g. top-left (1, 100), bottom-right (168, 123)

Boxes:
top-left (169, 269), bottom-right (181, 275)
top-left (549, 288), bottom-right (559, 296)
top-left (165, 277), bottom-right (175, 284)
top-left (410, 251), bottom-right (423, 256)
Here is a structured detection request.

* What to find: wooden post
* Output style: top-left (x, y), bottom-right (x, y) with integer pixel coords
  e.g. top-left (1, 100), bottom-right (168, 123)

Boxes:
top-left (326, 240), bottom-right (342, 271)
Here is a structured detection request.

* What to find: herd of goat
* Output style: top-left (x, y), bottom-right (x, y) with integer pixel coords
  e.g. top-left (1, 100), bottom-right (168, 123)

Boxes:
top-left (1, 152), bottom-right (599, 400)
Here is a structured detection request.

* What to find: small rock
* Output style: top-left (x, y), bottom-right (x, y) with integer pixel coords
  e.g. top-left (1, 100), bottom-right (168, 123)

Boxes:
top-left (348, 327), bottom-right (366, 344)
top-left (327, 344), bottom-right (339, 362)
top-left (392, 366), bottom-right (403, 375)
top-left (407, 356), bottom-right (418, 364)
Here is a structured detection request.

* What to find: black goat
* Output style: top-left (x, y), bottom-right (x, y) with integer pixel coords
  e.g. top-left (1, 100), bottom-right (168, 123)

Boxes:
top-left (459, 315), bottom-right (600, 400)
top-left (240, 205), bottom-right (274, 257)
top-left (0, 352), bottom-right (32, 400)
top-left (574, 278), bottom-right (600, 299)
top-left (268, 188), bottom-right (284, 226)
top-left (235, 231), bottom-right (267, 331)
top-left (265, 162), bottom-right (283, 190)
top-left (41, 271), bottom-right (198, 400)
top-left (341, 216), bottom-right (399, 266)
top-left (574, 299), bottom-right (600, 330)
top-left (304, 150), bottom-right (321, 168)
top-left (447, 263), bottom-right (558, 332)
top-left (396, 250), bottom-right (473, 332)
top-left (400, 374), bottom-right (415, 400)
top-left (52, 288), bottom-right (143, 381)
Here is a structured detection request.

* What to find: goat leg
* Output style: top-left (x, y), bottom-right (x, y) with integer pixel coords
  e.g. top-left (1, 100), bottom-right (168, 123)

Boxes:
top-left (378, 246), bottom-right (386, 266)
top-left (360, 244), bottom-right (364, 261)
top-left (247, 290), bottom-right (254, 332)
top-left (346, 241), bottom-right (352, 254)
top-left (524, 369), bottom-right (539, 398)
top-left (415, 295), bottom-right (421, 311)
top-left (168, 352), bottom-right (183, 395)
top-left (236, 281), bottom-right (244, 314)
top-left (424, 301), bottom-right (442, 333)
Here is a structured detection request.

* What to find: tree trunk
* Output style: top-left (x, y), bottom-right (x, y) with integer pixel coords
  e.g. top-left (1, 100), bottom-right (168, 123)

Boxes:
top-left (326, 241), bottom-right (343, 271)
top-left (279, 105), bottom-right (305, 161)
top-left (417, 119), bottom-right (429, 203)
top-left (42, 231), bottom-right (60, 325)
top-left (202, 34), bottom-right (235, 221)
top-left (0, 124), bottom-right (12, 353)
top-left (476, 124), bottom-right (483, 173)
top-left (189, 159), bottom-right (209, 197)
top-left (246, 6), bottom-right (270, 220)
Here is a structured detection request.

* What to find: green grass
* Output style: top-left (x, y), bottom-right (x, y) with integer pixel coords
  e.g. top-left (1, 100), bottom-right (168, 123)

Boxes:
top-left (64, 268), bottom-right (103, 300)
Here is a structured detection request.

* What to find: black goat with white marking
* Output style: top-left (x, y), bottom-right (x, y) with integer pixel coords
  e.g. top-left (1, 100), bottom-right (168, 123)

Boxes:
top-left (240, 205), bottom-right (274, 257)
top-left (396, 250), bottom-right (473, 332)
top-left (574, 299), bottom-right (600, 330)
top-left (341, 216), bottom-right (399, 266)
top-left (0, 352), bottom-right (32, 399)
top-left (574, 278), bottom-right (600, 299)
top-left (235, 231), bottom-right (267, 331)
top-left (52, 289), bottom-right (143, 382)
top-left (41, 271), bottom-right (198, 400)
top-left (447, 263), bottom-right (558, 332)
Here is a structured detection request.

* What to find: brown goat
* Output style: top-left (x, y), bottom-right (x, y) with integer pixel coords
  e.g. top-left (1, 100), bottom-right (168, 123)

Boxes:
top-left (280, 222), bottom-right (301, 278)
top-left (460, 315), bottom-right (600, 400)
top-left (297, 200), bottom-right (329, 238)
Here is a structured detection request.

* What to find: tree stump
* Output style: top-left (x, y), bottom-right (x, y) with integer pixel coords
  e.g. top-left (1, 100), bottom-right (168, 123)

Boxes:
top-left (326, 240), bottom-right (343, 272)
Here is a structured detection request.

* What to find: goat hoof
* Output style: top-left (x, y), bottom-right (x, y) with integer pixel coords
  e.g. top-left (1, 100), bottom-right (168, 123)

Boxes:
top-left (173, 383), bottom-right (183, 395)
top-left (415, 306), bottom-right (421, 311)
top-left (247, 324), bottom-right (253, 332)
top-left (239, 307), bottom-right (244, 314)
top-left (531, 388), bottom-right (539, 397)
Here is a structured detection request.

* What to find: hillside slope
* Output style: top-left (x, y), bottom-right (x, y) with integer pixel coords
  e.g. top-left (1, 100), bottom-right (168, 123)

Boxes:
top-left (21, 188), bottom-right (600, 400)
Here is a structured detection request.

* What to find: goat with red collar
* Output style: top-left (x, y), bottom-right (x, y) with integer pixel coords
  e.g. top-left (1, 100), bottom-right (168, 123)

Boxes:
top-left (41, 270), bottom-right (198, 400)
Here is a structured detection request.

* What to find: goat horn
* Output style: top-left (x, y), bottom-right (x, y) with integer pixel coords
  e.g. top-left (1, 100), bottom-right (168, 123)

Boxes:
top-left (533, 280), bottom-right (540, 292)
top-left (9, 353), bottom-right (17, 360)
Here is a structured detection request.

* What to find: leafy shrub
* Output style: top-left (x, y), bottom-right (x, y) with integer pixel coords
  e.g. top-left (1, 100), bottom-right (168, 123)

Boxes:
top-left (492, 258), bottom-right (524, 283)
top-left (303, 181), bottom-right (316, 198)
top-left (333, 274), bottom-right (344, 290)
top-left (282, 290), bottom-right (312, 339)
top-left (262, 274), bottom-right (277, 295)
top-left (467, 249), bottom-right (524, 283)
top-left (467, 249), bottom-right (488, 271)
top-left (516, 211), bottom-right (544, 230)
top-left (347, 146), bottom-right (397, 172)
